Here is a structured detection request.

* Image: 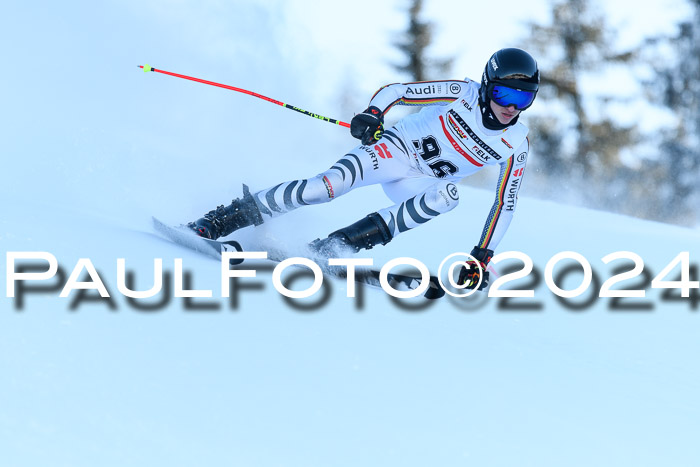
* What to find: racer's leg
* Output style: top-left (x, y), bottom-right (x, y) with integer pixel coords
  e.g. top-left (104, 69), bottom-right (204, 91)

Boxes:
top-left (376, 179), bottom-right (460, 239)
top-left (253, 140), bottom-right (418, 219)
top-left (311, 179), bottom-right (461, 255)
top-left (187, 138), bottom-right (416, 239)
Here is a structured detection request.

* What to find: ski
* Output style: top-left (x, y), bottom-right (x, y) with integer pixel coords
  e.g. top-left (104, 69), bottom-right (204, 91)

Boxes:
top-left (152, 217), bottom-right (444, 299)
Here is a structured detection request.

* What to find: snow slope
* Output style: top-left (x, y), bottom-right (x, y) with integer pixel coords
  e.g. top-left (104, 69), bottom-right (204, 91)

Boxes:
top-left (2, 173), bottom-right (700, 467)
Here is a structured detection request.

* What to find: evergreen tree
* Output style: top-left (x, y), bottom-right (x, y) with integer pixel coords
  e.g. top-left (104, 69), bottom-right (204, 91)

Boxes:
top-left (523, 0), bottom-right (637, 205)
top-left (393, 0), bottom-right (452, 81)
top-left (641, 0), bottom-right (700, 225)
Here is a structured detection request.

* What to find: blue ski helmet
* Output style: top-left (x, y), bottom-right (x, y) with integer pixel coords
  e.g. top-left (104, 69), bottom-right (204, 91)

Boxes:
top-left (480, 48), bottom-right (540, 111)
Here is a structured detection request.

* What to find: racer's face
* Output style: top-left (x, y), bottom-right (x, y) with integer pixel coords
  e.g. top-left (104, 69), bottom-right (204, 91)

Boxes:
top-left (490, 100), bottom-right (521, 125)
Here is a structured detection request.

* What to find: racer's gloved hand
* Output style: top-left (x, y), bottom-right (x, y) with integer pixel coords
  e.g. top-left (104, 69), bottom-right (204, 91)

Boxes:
top-left (350, 106), bottom-right (384, 145)
top-left (457, 246), bottom-right (494, 291)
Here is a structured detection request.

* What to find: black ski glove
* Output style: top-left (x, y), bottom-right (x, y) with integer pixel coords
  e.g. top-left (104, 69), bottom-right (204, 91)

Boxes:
top-left (458, 246), bottom-right (494, 291)
top-left (350, 106), bottom-right (384, 145)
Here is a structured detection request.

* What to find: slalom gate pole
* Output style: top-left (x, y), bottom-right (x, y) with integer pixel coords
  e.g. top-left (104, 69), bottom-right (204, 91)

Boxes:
top-left (138, 64), bottom-right (350, 128)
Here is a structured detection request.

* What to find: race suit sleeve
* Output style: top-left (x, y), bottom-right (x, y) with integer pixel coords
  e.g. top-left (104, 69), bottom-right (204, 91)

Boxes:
top-left (367, 81), bottom-right (469, 116)
top-left (476, 138), bottom-right (529, 252)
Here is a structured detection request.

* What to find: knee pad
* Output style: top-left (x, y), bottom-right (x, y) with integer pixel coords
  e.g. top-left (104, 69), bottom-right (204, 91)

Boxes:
top-left (298, 172), bottom-right (346, 204)
top-left (377, 180), bottom-right (460, 238)
top-left (423, 180), bottom-right (460, 214)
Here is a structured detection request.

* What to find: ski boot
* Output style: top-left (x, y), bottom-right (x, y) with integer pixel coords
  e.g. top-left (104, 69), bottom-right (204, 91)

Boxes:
top-left (187, 184), bottom-right (264, 240)
top-left (309, 212), bottom-right (393, 257)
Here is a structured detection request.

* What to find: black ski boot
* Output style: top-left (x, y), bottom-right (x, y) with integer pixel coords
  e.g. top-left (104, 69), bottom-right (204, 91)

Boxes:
top-left (187, 185), bottom-right (264, 240)
top-left (309, 212), bottom-right (393, 257)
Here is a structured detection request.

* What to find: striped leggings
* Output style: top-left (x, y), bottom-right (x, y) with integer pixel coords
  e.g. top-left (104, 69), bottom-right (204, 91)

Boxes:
top-left (251, 130), bottom-right (460, 239)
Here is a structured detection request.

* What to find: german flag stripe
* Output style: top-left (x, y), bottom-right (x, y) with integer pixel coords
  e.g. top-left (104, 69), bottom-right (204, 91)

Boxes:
top-left (381, 96), bottom-right (457, 114)
top-left (399, 97), bottom-right (457, 105)
top-left (479, 157), bottom-right (514, 248)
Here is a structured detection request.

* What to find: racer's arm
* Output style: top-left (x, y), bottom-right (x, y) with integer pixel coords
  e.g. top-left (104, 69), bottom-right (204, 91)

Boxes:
top-left (476, 138), bottom-right (529, 252)
top-left (351, 81), bottom-right (469, 145)
top-left (367, 80), bottom-right (469, 116)
top-left (458, 138), bottom-right (529, 291)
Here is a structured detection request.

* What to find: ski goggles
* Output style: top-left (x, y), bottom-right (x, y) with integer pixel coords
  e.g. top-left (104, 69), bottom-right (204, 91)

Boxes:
top-left (491, 85), bottom-right (536, 110)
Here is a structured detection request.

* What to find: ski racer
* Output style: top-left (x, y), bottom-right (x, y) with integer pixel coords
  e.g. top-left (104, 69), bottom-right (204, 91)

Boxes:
top-left (187, 48), bottom-right (540, 290)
